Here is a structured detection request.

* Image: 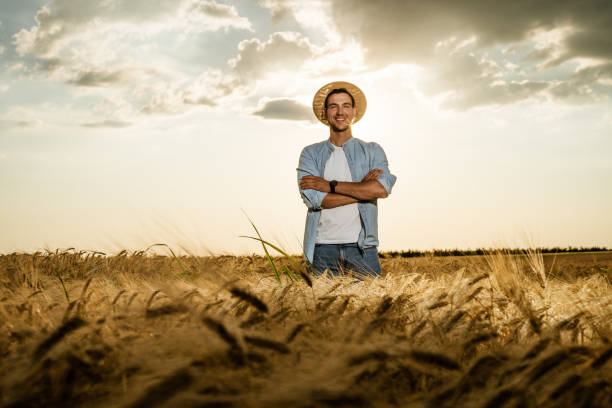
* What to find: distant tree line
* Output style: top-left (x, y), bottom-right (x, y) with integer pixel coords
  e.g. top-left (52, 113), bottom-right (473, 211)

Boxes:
top-left (379, 246), bottom-right (611, 259)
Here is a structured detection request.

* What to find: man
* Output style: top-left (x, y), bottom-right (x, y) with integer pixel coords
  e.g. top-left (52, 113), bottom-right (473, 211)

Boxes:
top-left (297, 81), bottom-right (397, 277)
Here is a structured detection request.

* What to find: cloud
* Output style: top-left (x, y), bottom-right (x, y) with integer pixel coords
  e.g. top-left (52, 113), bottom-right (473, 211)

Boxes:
top-left (442, 80), bottom-right (550, 111)
top-left (13, 0), bottom-right (608, 118)
top-left (140, 69), bottom-right (245, 114)
top-left (420, 53), bottom-right (551, 109)
top-left (34, 58), bottom-right (63, 74)
top-left (549, 62), bottom-right (612, 100)
top-left (330, 1), bottom-right (612, 65)
top-left (81, 120), bottom-right (132, 128)
top-left (140, 86), bottom-right (187, 115)
top-left (14, 0), bottom-right (251, 58)
top-left (253, 98), bottom-right (315, 122)
top-left (229, 32), bottom-right (317, 78)
top-left (11, 0), bottom-right (253, 86)
top-left (135, 28), bottom-right (361, 116)
top-left (0, 119), bottom-right (40, 130)
top-left (137, 31), bottom-right (321, 116)
top-left (9, 0), bottom-right (254, 120)
top-left (327, 0), bottom-right (612, 108)
top-left (183, 96), bottom-right (216, 106)
top-left (139, 84), bottom-right (219, 115)
top-left (68, 69), bottom-right (131, 87)
top-left (256, 0), bottom-right (292, 22)
top-left (9, 1), bottom-right (350, 121)
top-left (184, 70), bottom-right (244, 103)
top-left (423, 56), bottom-right (612, 109)
top-left (256, 0), bottom-right (339, 42)
top-left (86, 96), bottom-right (137, 126)
top-left (226, 29), bottom-right (364, 85)
top-left (189, 0), bottom-right (246, 20)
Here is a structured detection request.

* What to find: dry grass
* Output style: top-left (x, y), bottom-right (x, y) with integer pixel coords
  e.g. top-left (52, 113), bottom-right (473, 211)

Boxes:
top-left (0, 249), bottom-right (611, 407)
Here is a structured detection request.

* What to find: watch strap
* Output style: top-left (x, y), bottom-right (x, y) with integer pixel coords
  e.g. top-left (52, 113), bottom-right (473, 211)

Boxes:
top-left (329, 180), bottom-right (337, 194)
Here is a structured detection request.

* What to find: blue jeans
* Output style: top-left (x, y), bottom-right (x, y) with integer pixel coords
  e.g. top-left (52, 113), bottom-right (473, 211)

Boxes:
top-left (311, 243), bottom-right (381, 277)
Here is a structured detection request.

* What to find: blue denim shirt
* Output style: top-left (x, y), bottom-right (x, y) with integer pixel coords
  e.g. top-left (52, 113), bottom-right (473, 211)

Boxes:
top-left (297, 137), bottom-right (397, 264)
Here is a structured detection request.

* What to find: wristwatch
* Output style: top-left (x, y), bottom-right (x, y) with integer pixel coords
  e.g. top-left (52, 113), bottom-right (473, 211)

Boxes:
top-left (329, 180), bottom-right (338, 193)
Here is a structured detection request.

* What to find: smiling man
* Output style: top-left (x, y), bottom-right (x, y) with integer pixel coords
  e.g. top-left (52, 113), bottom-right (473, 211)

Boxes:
top-left (297, 81), bottom-right (397, 277)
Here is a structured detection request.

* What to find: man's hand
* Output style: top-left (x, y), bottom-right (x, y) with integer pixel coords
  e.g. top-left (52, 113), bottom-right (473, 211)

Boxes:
top-left (362, 169), bottom-right (382, 182)
top-left (299, 175), bottom-right (330, 192)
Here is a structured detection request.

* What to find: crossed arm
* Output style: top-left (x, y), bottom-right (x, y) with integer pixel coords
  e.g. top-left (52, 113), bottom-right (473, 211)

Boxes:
top-left (299, 169), bottom-right (388, 209)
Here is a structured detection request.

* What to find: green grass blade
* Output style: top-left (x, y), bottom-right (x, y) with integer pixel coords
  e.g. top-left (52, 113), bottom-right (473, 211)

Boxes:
top-left (239, 235), bottom-right (312, 284)
top-left (239, 235), bottom-right (301, 268)
top-left (54, 268), bottom-right (70, 303)
top-left (241, 214), bottom-right (280, 283)
top-left (282, 264), bottom-right (299, 281)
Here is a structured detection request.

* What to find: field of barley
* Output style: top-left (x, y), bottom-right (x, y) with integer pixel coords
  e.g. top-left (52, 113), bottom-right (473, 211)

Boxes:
top-left (1, 249), bottom-right (611, 407)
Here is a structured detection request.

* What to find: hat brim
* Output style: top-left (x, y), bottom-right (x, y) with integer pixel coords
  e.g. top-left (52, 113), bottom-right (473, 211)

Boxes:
top-left (312, 81), bottom-right (367, 126)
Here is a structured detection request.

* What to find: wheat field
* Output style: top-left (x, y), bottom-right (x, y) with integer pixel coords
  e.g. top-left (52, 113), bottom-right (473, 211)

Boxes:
top-left (1, 249), bottom-right (611, 407)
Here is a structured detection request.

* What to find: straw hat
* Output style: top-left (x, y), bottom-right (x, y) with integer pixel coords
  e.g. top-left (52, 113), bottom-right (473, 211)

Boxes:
top-left (312, 81), bottom-right (367, 126)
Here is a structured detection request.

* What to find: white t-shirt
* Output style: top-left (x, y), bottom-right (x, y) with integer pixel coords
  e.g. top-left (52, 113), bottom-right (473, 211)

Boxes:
top-left (316, 144), bottom-right (362, 243)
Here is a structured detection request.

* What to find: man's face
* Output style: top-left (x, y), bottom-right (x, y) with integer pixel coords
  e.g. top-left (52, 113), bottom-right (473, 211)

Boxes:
top-left (325, 92), bottom-right (356, 132)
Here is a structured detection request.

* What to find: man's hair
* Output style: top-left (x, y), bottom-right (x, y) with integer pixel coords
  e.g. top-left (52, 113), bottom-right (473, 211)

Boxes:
top-left (324, 88), bottom-right (355, 109)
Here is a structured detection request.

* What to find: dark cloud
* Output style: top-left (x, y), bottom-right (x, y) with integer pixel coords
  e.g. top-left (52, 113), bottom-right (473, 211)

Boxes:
top-left (16, 120), bottom-right (36, 127)
top-left (330, 0), bottom-right (612, 65)
top-left (328, 0), bottom-right (612, 108)
top-left (69, 69), bottom-right (129, 87)
top-left (420, 53), bottom-right (551, 110)
top-left (81, 120), bottom-right (132, 128)
top-left (550, 62), bottom-right (612, 100)
top-left (253, 98), bottom-right (315, 122)
top-left (35, 58), bottom-right (63, 73)
top-left (0, 119), bottom-right (39, 130)
top-left (444, 81), bottom-right (550, 110)
top-left (183, 95), bottom-right (216, 106)
top-left (563, 25), bottom-right (612, 63)
top-left (190, 1), bottom-right (243, 19)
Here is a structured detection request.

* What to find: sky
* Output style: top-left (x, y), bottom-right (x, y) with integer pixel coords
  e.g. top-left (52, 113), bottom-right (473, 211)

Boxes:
top-left (1, 0), bottom-right (611, 256)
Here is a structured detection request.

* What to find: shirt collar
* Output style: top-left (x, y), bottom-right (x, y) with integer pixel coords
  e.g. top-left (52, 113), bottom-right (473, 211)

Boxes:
top-left (326, 136), bottom-right (355, 150)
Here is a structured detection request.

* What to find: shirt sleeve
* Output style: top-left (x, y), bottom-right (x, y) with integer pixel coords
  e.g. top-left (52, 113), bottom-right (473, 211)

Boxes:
top-left (297, 147), bottom-right (327, 210)
top-left (370, 142), bottom-right (397, 196)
